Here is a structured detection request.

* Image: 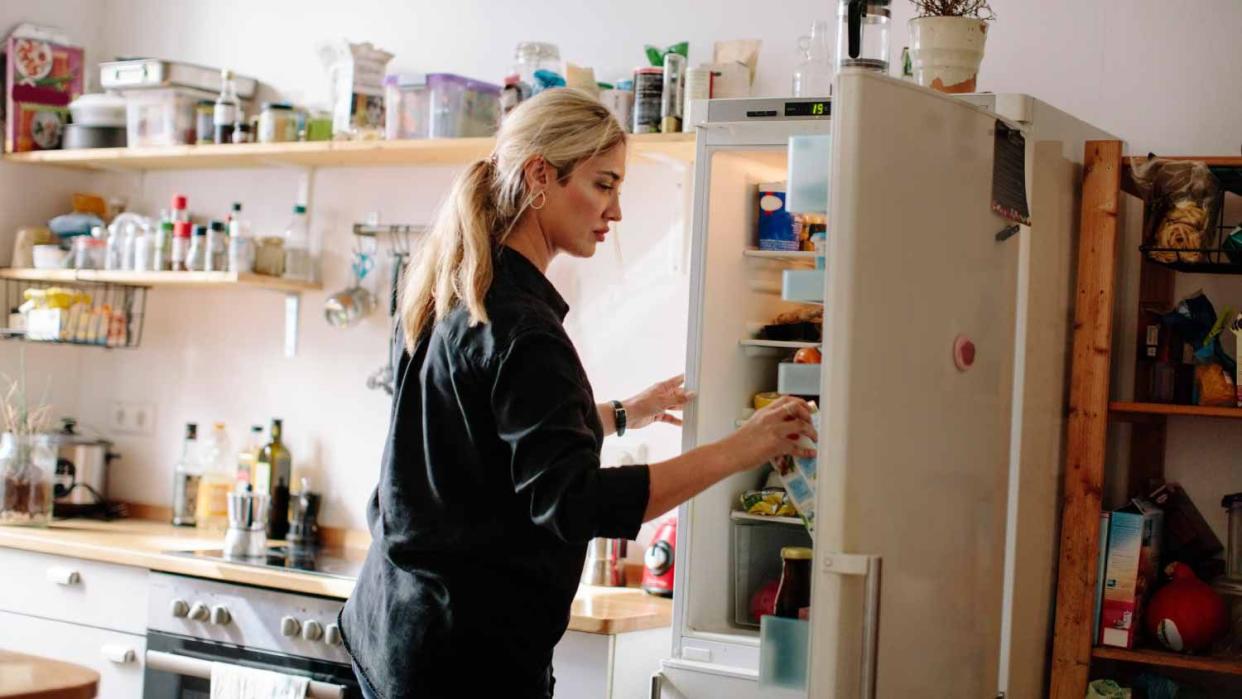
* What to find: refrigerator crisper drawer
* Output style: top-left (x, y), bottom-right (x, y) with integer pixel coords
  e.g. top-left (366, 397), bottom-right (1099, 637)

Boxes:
top-left (732, 517), bottom-right (813, 629)
top-left (777, 363), bottom-right (820, 396)
top-left (781, 269), bottom-right (824, 303)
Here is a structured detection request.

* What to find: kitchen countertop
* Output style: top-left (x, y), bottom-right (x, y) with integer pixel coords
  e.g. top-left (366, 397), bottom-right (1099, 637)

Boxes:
top-left (0, 519), bottom-right (672, 635)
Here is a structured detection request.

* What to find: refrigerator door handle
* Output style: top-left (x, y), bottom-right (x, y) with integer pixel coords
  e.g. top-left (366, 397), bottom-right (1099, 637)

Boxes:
top-left (821, 553), bottom-right (882, 699)
top-left (649, 670), bottom-right (664, 699)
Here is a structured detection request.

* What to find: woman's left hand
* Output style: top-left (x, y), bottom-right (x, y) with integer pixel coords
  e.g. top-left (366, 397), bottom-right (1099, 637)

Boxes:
top-left (625, 374), bottom-right (694, 429)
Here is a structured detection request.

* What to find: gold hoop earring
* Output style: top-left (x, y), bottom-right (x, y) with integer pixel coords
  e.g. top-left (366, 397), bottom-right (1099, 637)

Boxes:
top-left (529, 190), bottom-right (547, 211)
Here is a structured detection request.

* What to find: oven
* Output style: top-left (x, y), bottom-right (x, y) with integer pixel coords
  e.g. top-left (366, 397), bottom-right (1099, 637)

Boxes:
top-left (144, 572), bottom-right (360, 699)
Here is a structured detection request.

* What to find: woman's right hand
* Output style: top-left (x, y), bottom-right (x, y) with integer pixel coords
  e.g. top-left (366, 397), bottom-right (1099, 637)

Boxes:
top-left (721, 395), bottom-right (818, 473)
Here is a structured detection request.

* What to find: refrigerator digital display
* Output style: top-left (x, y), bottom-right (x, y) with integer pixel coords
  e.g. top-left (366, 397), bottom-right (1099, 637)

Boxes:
top-left (784, 101), bottom-right (830, 117)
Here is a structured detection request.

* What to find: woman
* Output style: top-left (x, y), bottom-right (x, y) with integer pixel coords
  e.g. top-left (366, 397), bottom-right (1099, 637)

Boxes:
top-left (340, 89), bottom-right (816, 698)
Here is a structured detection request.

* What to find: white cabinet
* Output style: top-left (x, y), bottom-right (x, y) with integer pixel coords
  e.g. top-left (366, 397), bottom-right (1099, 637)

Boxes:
top-left (0, 548), bottom-right (148, 634)
top-left (554, 627), bottom-right (671, 699)
top-left (0, 609), bottom-right (146, 699)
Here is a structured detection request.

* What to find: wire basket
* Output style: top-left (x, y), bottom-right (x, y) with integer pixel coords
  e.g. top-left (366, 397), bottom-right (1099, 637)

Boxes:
top-left (1, 277), bottom-right (147, 349)
top-left (1139, 163), bottom-right (1242, 274)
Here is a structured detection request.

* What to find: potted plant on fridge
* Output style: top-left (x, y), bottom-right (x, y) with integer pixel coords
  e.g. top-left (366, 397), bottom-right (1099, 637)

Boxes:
top-left (907, 0), bottom-right (995, 93)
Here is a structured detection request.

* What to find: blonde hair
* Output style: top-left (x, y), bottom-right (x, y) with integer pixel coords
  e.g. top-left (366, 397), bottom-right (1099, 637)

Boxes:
top-left (400, 88), bottom-right (627, 349)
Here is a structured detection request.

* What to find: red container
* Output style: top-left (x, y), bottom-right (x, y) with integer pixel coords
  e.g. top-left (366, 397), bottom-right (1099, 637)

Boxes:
top-left (642, 516), bottom-right (677, 598)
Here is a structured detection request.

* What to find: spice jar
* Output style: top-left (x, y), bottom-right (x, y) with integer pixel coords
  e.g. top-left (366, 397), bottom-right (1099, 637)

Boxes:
top-left (258, 103), bottom-right (298, 143)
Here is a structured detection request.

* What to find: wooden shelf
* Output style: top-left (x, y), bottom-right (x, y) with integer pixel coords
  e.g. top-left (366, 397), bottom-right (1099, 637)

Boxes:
top-left (0, 268), bottom-right (321, 293)
top-left (1109, 401), bottom-right (1242, 420)
top-left (1, 133), bottom-right (696, 171)
top-left (1092, 646), bottom-right (1242, 676)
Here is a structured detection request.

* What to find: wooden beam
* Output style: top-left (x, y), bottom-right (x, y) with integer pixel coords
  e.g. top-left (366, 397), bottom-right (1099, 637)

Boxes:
top-left (1049, 140), bottom-right (1123, 699)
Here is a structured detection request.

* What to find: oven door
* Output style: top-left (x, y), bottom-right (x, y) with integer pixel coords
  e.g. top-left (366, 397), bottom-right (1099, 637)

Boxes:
top-left (143, 631), bottom-right (361, 699)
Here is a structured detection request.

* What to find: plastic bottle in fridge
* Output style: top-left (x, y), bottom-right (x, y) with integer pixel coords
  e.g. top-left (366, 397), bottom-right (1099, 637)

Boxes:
top-left (195, 422), bottom-right (235, 531)
top-left (283, 204), bottom-right (311, 281)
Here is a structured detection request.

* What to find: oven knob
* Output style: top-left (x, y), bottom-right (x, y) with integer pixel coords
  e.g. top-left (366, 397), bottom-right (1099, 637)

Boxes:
top-left (189, 602), bottom-right (211, 622)
top-left (170, 599), bottom-right (190, 618)
top-left (210, 605), bottom-right (231, 626)
top-left (280, 616), bottom-right (301, 637)
top-left (302, 620), bottom-right (323, 642)
top-left (324, 623), bottom-right (343, 647)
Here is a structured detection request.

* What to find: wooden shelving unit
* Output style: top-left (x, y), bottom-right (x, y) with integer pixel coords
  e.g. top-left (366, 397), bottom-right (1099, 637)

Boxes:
top-left (0, 268), bottom-right (320, 293)
top-left (1049, 147), bottom-right (1242, 696)
top-left (1, 133), bottom-right (696, 171)
top-left (1093, 646), bottom-right (1242, 676)
top-left (1110, 401), bottom-right (1242, 420)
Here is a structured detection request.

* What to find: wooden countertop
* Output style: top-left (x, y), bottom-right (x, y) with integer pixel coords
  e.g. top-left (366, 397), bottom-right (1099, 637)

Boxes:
top-left (0, 650), bottom-right (99, 699)
top-left (0, 519), bottom-right (671, 635)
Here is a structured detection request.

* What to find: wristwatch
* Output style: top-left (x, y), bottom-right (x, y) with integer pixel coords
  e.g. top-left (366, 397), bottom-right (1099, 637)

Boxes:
top-left (611, 400), bottom-right (627, 437)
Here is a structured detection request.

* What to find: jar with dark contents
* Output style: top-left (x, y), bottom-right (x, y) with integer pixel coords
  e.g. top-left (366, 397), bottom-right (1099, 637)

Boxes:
top-left (195, 100), bottom-right (214, 144)
top-left (774, 546), bottom-right (813, 618)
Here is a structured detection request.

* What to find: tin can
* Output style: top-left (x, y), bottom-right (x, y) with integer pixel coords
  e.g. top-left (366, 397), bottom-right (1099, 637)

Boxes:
top-left (599, 89), bottom-right (634, 133)
top-left (632, 67), bottom-right (663, 135)
top-left (660, 54), bottom-right (686, 133)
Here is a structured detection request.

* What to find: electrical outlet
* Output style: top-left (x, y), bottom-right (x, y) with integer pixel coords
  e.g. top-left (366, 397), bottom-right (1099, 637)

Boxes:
top-left (109, 401), bottom-right (155, 435)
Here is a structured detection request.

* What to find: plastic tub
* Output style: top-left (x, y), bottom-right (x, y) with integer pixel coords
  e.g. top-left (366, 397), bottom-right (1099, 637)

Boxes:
top-left (427, 74), bottom-right (501, 138)
top-left (123, 87), bottom-right (212, 146)
top-left (384, 74), bottom-right (431, 140)
top-left (32, 245), bottom-right (67, 269)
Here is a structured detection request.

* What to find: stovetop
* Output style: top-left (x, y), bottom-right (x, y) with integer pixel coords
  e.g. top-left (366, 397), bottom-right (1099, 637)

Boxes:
top-left (171, 545), bottom-right (364, 580)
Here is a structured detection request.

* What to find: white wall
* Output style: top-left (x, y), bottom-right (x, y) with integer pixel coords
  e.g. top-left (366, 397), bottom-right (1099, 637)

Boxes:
top-left (4, 0), bottom-right (1240, 537)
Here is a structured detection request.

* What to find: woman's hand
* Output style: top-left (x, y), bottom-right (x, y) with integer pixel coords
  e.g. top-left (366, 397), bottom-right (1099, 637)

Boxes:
top-left (624, 374), bottom-right (694, 430)
top-left (722, 396), bottom-right (818, 473)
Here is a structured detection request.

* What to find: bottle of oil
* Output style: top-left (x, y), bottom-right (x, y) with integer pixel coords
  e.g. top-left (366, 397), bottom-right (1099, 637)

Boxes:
top-left (171, 423), bottom-right (201, 527)
top-left (195, 422), bottom-right (234, 531)
top-left (256, 419), bottom-right (292, 540)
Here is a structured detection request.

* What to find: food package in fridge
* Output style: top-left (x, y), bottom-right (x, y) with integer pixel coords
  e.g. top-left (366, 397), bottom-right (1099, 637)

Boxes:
top-left (756, 183), bottom-right (798, 251)
top-left (4, 30), bottom-right (84, 152)
top-left (768, 406), bottom-right (819, 535)
top-left (321, 41), bottom-right (393, 139)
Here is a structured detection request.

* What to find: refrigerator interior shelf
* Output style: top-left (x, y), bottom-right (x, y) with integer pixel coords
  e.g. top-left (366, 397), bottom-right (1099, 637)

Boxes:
top-left (739, 338), bottom-right (819, 357)
top-left (730, 511), bottom-right (805, 527)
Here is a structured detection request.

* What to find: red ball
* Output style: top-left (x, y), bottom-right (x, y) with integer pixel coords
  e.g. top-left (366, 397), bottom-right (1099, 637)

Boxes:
top-left (750, 579), bottom-right (781, 622)
top-left (1145, 563), bottom-right (1229, 653)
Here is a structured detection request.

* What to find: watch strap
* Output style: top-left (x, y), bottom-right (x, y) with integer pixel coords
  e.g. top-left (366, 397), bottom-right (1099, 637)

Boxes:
top-left (611, 400), bottom-right (627, 436)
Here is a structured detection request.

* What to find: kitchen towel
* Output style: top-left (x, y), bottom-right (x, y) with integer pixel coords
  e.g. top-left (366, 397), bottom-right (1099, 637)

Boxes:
top-left (210, 662), bottom-right (309, 699)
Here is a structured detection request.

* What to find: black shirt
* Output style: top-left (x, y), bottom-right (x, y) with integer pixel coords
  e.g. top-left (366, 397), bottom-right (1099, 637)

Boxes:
top-left (340, 247), bottom-right (651, 698)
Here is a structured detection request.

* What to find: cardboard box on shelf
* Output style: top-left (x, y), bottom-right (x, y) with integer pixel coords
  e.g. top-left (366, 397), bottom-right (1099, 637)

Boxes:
top-left (3, 27), bottom-right (84, 153)
top-left (1099, 498), bottom-right (1163, 648)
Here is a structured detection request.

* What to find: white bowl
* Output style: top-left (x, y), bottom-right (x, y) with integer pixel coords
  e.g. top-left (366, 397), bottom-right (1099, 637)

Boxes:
top-left (69, 93), bottom-right (127, 128)
top-left (32, 244), bottom-right (68, 269)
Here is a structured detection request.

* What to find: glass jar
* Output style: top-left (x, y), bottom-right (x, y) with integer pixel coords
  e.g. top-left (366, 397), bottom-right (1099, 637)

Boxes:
top-left (1226, 493), bottom-right (1242, 580)
top-left (512, 42), bottom-right (561, 91)
top-left (793, 20), bottom-right (834, 97)
top-left (0, 433), bottom-right (56, 526)
top-left (195, 100), bottom-right (214, 144)
top-left (774, 546), bottom-right (813, 618)
top-left (258, 103), bottom-right (298, 143)
top-left (836, 0), bottom-right (891, 73)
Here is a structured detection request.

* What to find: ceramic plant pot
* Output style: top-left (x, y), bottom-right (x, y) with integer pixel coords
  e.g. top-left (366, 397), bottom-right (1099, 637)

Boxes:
top-left (908, 17), bottom-right (988, 94)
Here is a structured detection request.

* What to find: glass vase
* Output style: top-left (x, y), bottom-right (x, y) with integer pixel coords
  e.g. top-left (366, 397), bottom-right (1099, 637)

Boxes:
top-left (0, 433), bottom-right (56, 526)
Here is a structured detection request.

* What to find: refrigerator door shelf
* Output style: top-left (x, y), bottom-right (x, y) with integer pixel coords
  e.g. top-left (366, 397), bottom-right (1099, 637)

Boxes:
top-left (781, 269), bottom-right (825, 303)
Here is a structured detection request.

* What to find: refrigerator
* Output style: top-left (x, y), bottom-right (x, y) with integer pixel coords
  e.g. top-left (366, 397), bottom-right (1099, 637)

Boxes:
top-left (655, 70), bottom-right (1115, 698)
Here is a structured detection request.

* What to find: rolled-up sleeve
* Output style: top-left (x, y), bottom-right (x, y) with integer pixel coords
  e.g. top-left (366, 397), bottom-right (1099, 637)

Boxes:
top-left (490, 329), bottom-right (650, 542)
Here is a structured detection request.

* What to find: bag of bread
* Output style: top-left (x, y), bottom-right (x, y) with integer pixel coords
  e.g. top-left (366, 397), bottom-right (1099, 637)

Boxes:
top-left (1129, 157), bottom-right (1221, 264)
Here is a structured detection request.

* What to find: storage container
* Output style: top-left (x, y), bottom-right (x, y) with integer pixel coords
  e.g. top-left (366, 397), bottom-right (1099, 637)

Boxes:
top-left (385, 73), bottom-right (501, 139)
top-left (123, 88), bottom-right (211, 147)
top-left (428, 74), bottom-right (501, 138)
top-left (777, 362), bottom-right (821, 396)
top-left (384, 74), bottom-right (431, 140)
top-left (781, 269), bottom-right (825, 303)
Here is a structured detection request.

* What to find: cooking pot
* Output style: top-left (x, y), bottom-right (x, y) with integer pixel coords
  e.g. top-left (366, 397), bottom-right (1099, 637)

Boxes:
top-left (47, 418), bottom-right (119, 506)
